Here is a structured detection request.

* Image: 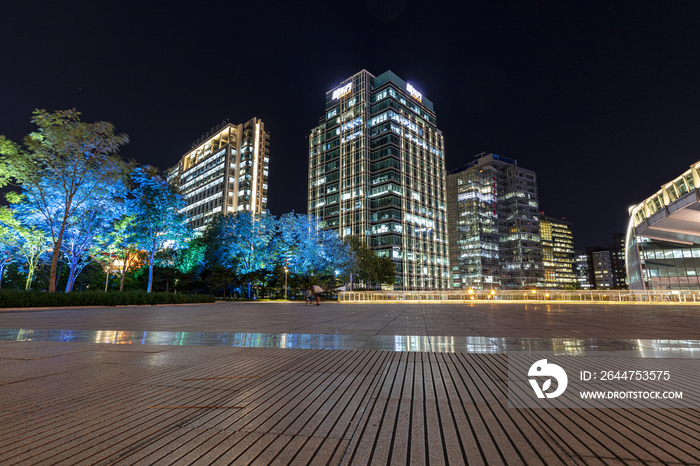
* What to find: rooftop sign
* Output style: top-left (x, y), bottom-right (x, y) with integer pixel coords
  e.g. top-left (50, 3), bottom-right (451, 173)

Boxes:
top-left (407, 83), bottom-right (422, 102)
top-left (332, 83), bottom-right (352, 100)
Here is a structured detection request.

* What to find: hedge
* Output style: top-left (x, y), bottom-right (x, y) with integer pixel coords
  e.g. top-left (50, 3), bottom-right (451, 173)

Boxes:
top-left (0, 290), bottom-right (217, 308)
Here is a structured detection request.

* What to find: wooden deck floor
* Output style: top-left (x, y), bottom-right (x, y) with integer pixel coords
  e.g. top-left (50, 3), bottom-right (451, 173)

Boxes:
top-left (1, 341), bottom-right (700, 465)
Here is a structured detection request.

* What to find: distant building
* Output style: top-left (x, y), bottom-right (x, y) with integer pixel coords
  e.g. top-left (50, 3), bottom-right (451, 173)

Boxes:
top-left (584, 234), bottom-right (628, 290)
top-left (447, 152), bottom-right (543, 290)
top-left (307, 70), bottom-right (450, 290)
top-left (610, 233), bottom-right (628, 289)
top-left (446, 161), bottom-right (499, 289)
top-left (575, 253), bottom-right (592, 289)
top-left (168, 118), bottom-right (269, 231)
top-left (540, 215), bottom-right (576, 288)
top-left (592, 250), bottom-right (614, 289)
top-left (627, 161), bottom-right (700, 290)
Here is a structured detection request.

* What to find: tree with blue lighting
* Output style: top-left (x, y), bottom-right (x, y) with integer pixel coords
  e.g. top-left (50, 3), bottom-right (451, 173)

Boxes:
top-left (0, 110), bottom-right (128, 292)
top-left (274, 213), bottom-right (354, 285)
top-left (4, 193), bottom-right (50, 290)
top-left (129, 166), bottom-right (190, 293)
top-left (206, 211), bottom-right (276, 298)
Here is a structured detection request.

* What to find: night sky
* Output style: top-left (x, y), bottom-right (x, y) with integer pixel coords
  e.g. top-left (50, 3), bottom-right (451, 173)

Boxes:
top-left (3, 0), bottom-right (699, 250)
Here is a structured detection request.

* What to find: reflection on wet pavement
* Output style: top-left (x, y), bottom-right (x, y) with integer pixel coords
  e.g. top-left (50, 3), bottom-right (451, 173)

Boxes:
top-left (3, 328), bottom-right (700, 358)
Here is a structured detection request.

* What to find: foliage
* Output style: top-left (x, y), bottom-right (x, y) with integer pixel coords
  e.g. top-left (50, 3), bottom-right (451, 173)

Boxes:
top-left (205, 211), bottom-right (276, 297)
top-left (0, 290), bottom-right (216, 308)
top-left (3, 194), bottom-right (50, 290)
top-left (275, 213), bottom-right (354, 279)
top-left (0, 109), bottom-right (128, 292)
top-left (347, 237), bottom-right (396, 289)
top-left (0, 207), bottom-right (20, 288)
top-left (128, 166), bottom-right (191, 292)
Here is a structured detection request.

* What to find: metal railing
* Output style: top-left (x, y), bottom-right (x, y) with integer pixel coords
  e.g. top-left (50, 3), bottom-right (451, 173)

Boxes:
top-left (338, 289), bottom-right (700, 304)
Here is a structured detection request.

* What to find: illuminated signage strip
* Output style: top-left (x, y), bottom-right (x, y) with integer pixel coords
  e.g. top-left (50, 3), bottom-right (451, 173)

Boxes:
top-left (407, 83), bottom-right (422, 102)
top-left (252, 122), bottom-right (260, 209)
top-left (332, 83), bottom-right (352, 100)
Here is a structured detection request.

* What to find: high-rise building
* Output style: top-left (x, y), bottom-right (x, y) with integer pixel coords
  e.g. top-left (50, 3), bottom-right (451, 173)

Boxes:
top-left (169, 118), bottom-right (269, 231)
top-left (575, 253), bottom-right (592, 289)
top-left (584, 234), bottom-right (628, 290)
top-left (610, 233), bottom-right (628, 289)
top-left (592, 250), bottom-right (614, 289)
top-left (540, 215), bottom-right (576, 288)
top-left (447, 152), bottom-right (543, 290)
top-left (308, 70), bottom-right (450, 290)
top-left (446, 161), bottom-right (499, 289)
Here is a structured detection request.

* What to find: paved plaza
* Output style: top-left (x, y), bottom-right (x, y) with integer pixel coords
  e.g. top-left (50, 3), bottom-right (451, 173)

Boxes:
top-left (1, 301), bottom-right (700, 464)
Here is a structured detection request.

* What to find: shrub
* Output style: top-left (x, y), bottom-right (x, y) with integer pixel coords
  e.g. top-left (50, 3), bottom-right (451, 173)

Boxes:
top-left (0, 290), bottom-right (217, 308)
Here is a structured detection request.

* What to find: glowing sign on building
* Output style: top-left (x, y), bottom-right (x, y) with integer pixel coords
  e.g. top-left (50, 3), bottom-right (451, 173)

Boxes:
top-left (407, 83), bottom-right (422, 102)
top-left (332, 83), bottom-right (352, 100)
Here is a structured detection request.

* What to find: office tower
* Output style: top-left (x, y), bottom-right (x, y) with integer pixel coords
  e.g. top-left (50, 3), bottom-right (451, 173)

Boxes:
top-left (627, 161), bottom-right (700, 290)
top-left (575, 253), bottom-right (592, 289)
top-left (584, 234), bottom-right (628, 290)
top-left (610, 233), bottom-right (628, 289)
top-left (540, 215), bottom-right (576, 288)
top-left (592, 250), bottom-right (614, 289)
top-left (447, 153), bottom-right (543, 290)
top-left (446, 162), bottom-right (499, 289)
top-left (169, 118), bottom-right (269, 231)
top-left (308, 70), bottom-right (450, 290)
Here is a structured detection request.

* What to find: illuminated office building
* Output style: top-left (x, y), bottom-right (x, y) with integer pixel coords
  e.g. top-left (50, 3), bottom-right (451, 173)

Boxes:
top-left (584, 234), bottom-right (627, 290)
top-left (308, 70), bottom-right (450, 290)
top-left (169, 118), bottom-right (269, 231)
top-left (626, 161), bottom-right (700, 290)
top-left (540, 215), bottom-right (576, 288)
top-left (447, 153), bottom-right (543, 290)
top-left (575, 253), bottom-right (592, 289)
top-left (446, 161), bottom-right (499, 289)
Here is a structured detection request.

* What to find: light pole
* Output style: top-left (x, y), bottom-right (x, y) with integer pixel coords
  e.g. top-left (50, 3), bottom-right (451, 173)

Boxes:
top-left (284, 267), bottom-right (288, 299)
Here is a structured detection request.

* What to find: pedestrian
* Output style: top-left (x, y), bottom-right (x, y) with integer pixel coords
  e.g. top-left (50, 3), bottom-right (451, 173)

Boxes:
top-left (305, 286), bottom-right (314, 306)
top-left (311, 284), bottom-right (324, 306)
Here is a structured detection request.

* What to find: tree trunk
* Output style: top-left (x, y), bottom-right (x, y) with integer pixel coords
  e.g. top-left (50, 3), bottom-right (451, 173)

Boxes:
top-left (48, 215), bottom-right (69, 293)
top-left (119, 250), bottom-right (129, 291)
top-left (147, 251), bottom-right (155, 293)
top-left (0, 263), bottom-right (5, 289)
top-left (104, 259), bottom-right (111, 292)
top-left (165, 278), bottom-right (169, 293)
top-left (25, 264), bottom-right (35, 290)
top-left (65, 261), bottom-right (77, 293)
top-left (55, 261), bottom-right (64, 290)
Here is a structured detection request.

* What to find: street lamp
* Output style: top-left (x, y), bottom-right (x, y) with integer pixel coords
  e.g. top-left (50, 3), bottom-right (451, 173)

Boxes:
top-left (284, 267), bottom-right (288, 299)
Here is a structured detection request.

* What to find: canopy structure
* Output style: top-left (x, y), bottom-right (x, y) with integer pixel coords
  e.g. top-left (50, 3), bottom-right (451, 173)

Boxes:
top-left (629, 161), bottom-right (700, 245)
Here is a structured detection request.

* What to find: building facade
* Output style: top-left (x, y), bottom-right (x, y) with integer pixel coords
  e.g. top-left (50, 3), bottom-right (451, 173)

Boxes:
top-left (575, 253), bottom-right (592, 289)
top-left (447, 153), bottom-right (543, 290)
top-left (592, 250), bottom-right (614, 289)
top-left (626, 161), bottom-right (700, 290)
top-left (610, 233), bottom-right (628, 289)
top-left (308, 70), bottom-right (450, 290)
top-left (169, 118), bottom-right (269, 231)
top-left (540, 215), bottom-right (576, 288)
top-left (446, 162), bottom-right (499, 289)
